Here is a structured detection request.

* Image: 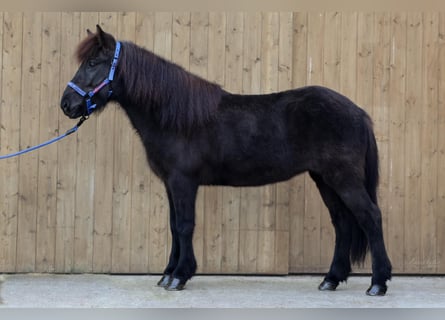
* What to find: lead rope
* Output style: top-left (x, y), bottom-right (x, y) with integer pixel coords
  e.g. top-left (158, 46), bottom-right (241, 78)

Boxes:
top-left (0, 116), bottom-right (88, 160)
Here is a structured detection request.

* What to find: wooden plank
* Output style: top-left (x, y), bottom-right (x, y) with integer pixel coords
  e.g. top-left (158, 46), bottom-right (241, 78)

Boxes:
top-left (72, 12), bottom-right (99, 273)
top-left (303, 12), bottom-right (324, 272)
top-left (127, 12), bottom-right (155, 273)
top-left (16, 12), bottom-right (42, 272)
top-left (203, 12), bottom-right (226, 273)
top-left (147, 12), bottom-right (172, 273)
top-left (275, 12), bottom-right (293, 274)
top-left (372, 12), bottom-right (391, 271)
top-left (238, 12), bottom-right (262, 274)
top-left (0, 12), bottom-right (21, 272)
top-left (91, 12), bottom-right (118, 273)
top-left (339, 12), bottom-right (357, 99)
top-left (256, 12), bottom-right (279, 274)
top-left (35, 12), bottom-right (61, 272)
top-left (356, 13), bottom-right (375, 116)
top-left (387, 13), bottom-right (407, 273)
top-left (355, 12), bottom-right (375, 272)
top-left (437, 12), bottom-right (445, 274)
top-left (289, 12), bottom-right (308, 273)
top-left (55, 12), bottom-right (81, 273)
top-left (221, 12), bottom-right (243, 273)
top-left (111, 12), bottom-right (136, 273)
top-left (189, 12), bottom-right (209, 273)
top-left (420, 12), bottom-right (439, 273)
top-left (172, 12), bottom-right (190, 69)
top-left (319, 11), bottom-right (341, 271)
top-left (404, 12), bottom-right (423, 273)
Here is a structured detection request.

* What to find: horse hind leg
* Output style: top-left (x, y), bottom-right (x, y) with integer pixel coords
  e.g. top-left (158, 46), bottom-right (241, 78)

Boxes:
top-left (324, 175), bottom-right (392, 296)
top-left (310, 172), bottom-right (354, 291)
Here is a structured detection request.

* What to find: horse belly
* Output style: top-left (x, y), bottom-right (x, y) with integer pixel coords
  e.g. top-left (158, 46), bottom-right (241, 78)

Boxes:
top-left (209, 151), bottom-right (306, 187)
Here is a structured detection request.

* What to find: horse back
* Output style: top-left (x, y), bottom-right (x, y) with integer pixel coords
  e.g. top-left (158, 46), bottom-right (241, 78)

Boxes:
top-left (203, 86), bottom-right (372, 186)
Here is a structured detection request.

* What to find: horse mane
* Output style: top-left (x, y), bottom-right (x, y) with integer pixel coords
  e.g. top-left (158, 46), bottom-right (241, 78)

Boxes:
top-left (76, 34), bottom-right (224, 134)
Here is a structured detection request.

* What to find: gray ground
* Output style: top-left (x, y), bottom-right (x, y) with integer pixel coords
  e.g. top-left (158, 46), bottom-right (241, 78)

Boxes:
top-left (0, 274), bottom-right (444, 308)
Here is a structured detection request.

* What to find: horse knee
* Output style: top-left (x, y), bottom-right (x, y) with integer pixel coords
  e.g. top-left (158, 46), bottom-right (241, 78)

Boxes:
top-left (176, 220), bottom-right (195, 237)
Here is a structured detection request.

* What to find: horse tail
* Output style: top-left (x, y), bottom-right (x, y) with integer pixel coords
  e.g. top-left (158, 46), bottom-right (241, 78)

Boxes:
top-left (364, 115), bottom-right (379, 205)
top-left (350, 115), bottom-right (378, 265)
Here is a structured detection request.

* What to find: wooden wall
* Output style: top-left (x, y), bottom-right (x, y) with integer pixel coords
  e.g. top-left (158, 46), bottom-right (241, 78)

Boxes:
top-left (0, 12), bottom-right (444, 275)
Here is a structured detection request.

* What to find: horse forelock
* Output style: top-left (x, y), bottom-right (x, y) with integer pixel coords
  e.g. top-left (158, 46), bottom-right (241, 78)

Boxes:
top-left (76, 34), bottom-right (99, 63)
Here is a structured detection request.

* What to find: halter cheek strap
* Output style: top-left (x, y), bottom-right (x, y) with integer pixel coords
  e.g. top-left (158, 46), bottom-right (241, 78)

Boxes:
top-left (67, 41), bottom-right (121, 115)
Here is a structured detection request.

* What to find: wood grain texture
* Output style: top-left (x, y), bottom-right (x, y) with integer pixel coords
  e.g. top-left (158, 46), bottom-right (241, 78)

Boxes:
top-left (0, 12), bottom-right (444, 275)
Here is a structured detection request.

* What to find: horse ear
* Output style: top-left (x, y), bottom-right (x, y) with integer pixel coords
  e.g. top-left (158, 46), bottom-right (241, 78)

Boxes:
top-left (95, 24), bottom-right (115, 49)
top-left (96, 24), bottom-right (104, 35)
top-left (87, 29), bottom-right (93, 36)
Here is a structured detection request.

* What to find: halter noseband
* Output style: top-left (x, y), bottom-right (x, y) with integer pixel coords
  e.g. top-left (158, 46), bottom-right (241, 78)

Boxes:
top-left (67, 41), bottom-right (121, 116)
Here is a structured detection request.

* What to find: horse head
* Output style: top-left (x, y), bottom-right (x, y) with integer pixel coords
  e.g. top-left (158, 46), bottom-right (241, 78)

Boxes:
top-left (60, 25), bottom-right (119, 119)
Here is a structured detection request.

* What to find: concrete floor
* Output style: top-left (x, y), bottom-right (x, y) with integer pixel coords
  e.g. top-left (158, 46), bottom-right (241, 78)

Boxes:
top-left (0, 274), bottom-right (444, 308)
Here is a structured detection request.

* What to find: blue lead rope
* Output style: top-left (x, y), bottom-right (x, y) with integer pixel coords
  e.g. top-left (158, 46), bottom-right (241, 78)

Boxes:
top-left (1, 41), bottom-right (121, 160)
top-left (0, 116), bottom-right (88, 160)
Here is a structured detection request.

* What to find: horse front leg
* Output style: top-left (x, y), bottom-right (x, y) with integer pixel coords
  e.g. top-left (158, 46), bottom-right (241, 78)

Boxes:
top-left (157, 187), bottom-right (180, 288)
top-left (163, 174), bottom-right (198, 291)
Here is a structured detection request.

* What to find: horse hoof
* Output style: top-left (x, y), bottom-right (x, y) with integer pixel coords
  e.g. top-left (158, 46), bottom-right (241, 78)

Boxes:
top-left (318, 280), bottom-right (338, 291)
top-left (165, 277), bottom-right (186, 291)
top-left (366, 284), bottom-right (387, 296)
top-left (157, 274), bottom-right (171, 287)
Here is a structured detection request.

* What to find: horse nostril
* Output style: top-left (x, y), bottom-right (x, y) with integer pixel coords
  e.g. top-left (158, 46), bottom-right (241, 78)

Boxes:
top-left (61, 98), bottom-right (70, 111)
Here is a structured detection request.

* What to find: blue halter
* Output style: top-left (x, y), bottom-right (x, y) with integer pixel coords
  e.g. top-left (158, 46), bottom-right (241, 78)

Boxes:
top-left (67, 41), bottom-right (121, 115)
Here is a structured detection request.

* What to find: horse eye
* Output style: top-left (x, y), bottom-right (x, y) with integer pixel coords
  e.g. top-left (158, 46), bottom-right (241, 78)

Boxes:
top-left (88, 60), bottom-right (97, 67)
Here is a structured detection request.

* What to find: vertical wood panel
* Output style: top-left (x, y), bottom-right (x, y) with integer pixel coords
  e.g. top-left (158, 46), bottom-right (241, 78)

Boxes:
top-left (128, 12), bottom-right (155, 273)
top-left (437, 12), bottom-right (445, 274)
top-left (147, 12), bottom-right (172, 273)
top-left (111, 12), bottom-right (137, 273)
top-left (55, 12), bottom-right (80, 273)
top-left (340, 13), bottom-right (358, 99)
top-left (238, 12), bottom-right (262, 273)
top-left (319, 11), bottom-right (341, 270)
top-left (355, 12), bottom-right (375, 272)
top-left (221, 12), bottom-right (243, 273)
top-left (35, 12), bottom-right (61, 272)
top-left (169, 13), bottom-right (190, 273)
top-left (387, 13), bottom-right (407, 273)
top-left (91, 12), bottom-right (118, 273)
top-left (257, 12), bottom-right (279, 274)
top-left (16, 12), bottom-right (42, 272)
top-left (189, 12), bottom-right (209, 273)
top-left (420, 12), bottom-right (439, 273)
top-left (289, 12), bottom-right (307, 272)
top-left (72, 13), bottom-right (99, 273)
top-left (0, 12), bottom-right (21, 272)
top-left (275, 12), bottom-right (293, 274)
top-left (303, 12), bottom-right (324, 272)
top-left (203, 12), bottom-right (226, 273)
top-left (404, 12), bottom-right (423, 273)
top-left (128, 12), bottom-right (151, 273)
top-left (372, 12), bottom-right (391, 269)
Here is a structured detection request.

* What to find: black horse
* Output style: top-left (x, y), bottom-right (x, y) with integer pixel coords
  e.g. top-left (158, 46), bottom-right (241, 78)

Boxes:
top-left (61, 25), bottom-right (392, 296)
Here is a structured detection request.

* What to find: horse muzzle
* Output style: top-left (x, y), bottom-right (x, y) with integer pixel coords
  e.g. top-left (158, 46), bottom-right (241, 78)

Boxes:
top-left (61, 93), bottom-right (86, 119)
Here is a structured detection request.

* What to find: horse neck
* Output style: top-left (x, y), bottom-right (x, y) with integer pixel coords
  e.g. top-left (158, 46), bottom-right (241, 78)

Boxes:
top-left (112, 43), bottom-right (164, 129)
top-left (113, 42), bottom-right (223, 135)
